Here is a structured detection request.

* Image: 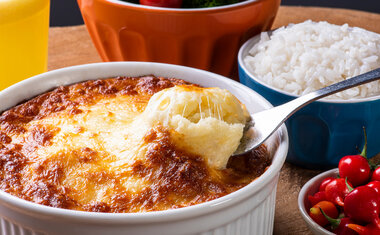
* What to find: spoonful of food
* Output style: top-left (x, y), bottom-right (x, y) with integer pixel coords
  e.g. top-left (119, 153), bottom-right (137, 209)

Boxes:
top-left (233, 67), bottom-right (380, 156)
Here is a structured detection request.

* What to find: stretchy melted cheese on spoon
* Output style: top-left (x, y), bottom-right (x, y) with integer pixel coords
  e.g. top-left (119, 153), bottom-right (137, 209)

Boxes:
top-left (143, 85), bottom-right (248, 169)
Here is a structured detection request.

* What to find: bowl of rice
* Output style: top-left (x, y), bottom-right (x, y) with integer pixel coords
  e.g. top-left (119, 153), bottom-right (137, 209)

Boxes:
top-left (238, 20), bottom-right (380, 169)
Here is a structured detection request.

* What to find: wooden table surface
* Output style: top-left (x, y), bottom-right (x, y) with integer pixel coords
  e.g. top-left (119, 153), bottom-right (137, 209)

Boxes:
top-left (47, 6), bottom-right (380, 234)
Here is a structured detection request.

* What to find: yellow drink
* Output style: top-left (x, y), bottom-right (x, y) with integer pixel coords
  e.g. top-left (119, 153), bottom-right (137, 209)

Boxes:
top-left (0, 0), bottom-right (50, 90)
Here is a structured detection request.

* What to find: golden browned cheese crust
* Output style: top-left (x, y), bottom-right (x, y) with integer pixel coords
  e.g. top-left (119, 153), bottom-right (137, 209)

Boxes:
top-left (0, 76), bottom-right (270, 213)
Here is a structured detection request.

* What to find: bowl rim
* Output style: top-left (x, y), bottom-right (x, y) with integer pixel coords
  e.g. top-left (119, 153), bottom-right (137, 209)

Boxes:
top-left (238, 32), bottom-right (380, 104)
top-left (298, 168), bottom-right (338, 235)
top-left (105, 0), bottom-right (263, 12)
top-left (0, 62), bottom-right (288, 224)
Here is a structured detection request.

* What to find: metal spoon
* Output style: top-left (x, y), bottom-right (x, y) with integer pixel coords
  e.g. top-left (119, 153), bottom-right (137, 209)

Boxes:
top-left (233, 67), bottom-right (380, 156)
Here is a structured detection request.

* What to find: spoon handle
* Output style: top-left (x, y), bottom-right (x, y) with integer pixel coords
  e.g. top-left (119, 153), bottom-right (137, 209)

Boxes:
top-left (272, 67), bottom-right (380, 124)
top-left (234, 67), bottom-right (380, 156)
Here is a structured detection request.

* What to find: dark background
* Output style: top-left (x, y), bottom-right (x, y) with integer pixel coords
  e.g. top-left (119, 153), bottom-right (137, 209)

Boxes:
top-left (51, 0), bottom-right (380, 26)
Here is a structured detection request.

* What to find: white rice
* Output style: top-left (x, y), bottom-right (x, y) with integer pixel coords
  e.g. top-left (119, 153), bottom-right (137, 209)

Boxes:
top-left (244, 20), bottom-right (380, 99)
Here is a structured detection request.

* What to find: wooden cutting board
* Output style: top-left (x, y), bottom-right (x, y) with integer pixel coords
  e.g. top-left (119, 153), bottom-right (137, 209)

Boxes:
top-left (47, 6), bottom-right (380, 234)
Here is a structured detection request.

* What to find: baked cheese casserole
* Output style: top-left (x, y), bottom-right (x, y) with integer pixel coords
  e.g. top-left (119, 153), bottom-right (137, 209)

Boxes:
top-left (0, 76), bottom-right (270, 213)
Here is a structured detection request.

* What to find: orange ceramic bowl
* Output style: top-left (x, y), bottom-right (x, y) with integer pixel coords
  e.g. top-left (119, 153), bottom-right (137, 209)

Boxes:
top-left (77, 0), bottom-right (280, 78)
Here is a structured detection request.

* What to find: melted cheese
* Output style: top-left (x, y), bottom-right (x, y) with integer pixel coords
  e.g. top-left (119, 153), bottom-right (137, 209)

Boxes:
top-left (16, 95), bottom-right (151, 206)
top-left (144, 85), bottom-right (248, 169)
top-left (0, 77), bottom-right (267, 213)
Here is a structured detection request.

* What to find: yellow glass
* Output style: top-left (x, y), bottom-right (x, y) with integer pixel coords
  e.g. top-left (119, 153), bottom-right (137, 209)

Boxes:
top-left (0, 0), bottom-right (50, 90)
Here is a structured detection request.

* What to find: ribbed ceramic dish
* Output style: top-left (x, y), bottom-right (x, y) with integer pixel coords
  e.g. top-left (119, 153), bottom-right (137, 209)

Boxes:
top-left (77, 0), bottom-right (280, 77)
top-left (0, 62), bottom-right (288, 235)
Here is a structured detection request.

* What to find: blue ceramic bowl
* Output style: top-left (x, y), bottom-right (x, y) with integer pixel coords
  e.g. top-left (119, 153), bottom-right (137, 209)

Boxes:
top-left (238, 33), bottom-right (380, 169)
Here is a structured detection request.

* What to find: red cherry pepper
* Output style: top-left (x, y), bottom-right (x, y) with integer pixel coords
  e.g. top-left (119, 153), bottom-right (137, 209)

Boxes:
top-left (309, 201), bottom-right (338, 226)
top-left (332, 217), bottom-right (357, 235)
top-left (347, 223), bottom-right (380, 235)
top-left (325, 178), bottom-right (352, 207)
top-left (308, 191), bottom-right (327, 207)
top-left (338, 129), bottom-right (371, 186)
top-left (372, 167), bottom-right (380, 181)
top-left (366, 181), bottom-right (380, 197)
top-left (139, 0), bottom-right (182, 7)
top-left (320, 209), bottom-right (357, 235)
top-left (319, 177), bottom-right (335, 191)
top-left (344, 186), bottom-right (380, 229)
top-left (338, 155), bottom-right (371, 186)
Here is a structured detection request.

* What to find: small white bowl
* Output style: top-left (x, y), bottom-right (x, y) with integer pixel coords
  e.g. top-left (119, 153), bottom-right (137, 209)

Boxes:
top-left (298, 169), bottom-right (339, 235)
top-left (0, 62), bottom-right (288, 235)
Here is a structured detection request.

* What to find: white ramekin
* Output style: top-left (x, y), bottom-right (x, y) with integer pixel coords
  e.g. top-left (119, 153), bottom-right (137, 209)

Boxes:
top-left (0, 62), bottom-right (288, 235)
